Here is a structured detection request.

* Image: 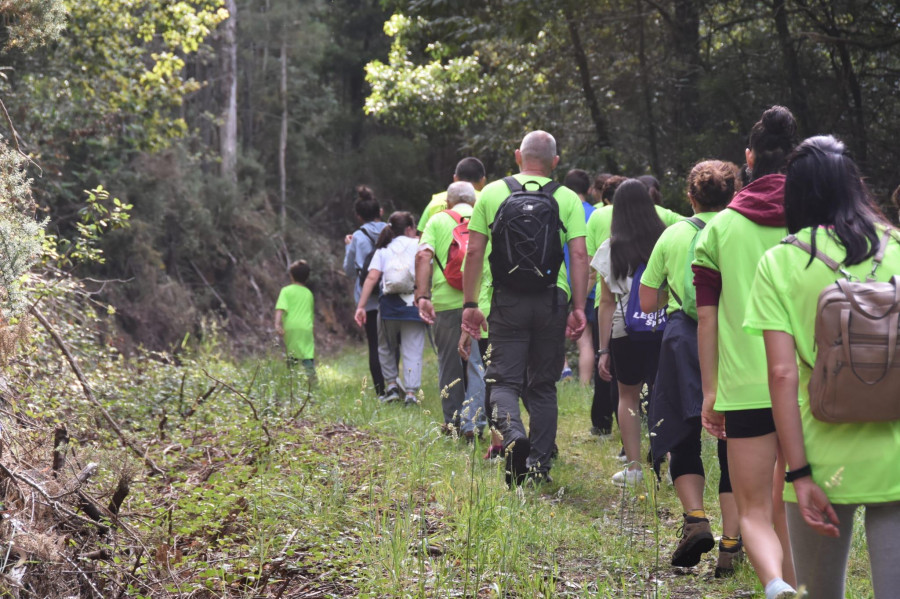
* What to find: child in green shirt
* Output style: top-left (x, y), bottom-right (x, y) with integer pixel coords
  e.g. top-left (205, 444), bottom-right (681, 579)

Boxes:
top-left (275, 260), bottom-right (316, 380)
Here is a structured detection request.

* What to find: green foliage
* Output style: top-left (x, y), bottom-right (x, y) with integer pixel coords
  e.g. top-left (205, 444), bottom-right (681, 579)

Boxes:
top-left (0, 0), bottom-right (65, 52)
top-left (43, 186), bottom-right (132, 268)
top-left (0, 141), bottom-right (42, 321)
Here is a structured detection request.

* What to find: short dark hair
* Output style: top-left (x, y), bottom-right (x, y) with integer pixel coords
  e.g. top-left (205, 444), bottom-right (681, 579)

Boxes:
top-left (564, 169), bottom-right (591, 195)
top-left (455, 157), bottom-right (485, 183)
top-left (354, 185), bottom-right (380, 222)
top-left (610, 179), bottom-right (666, 280)
top-left (784, 135), bottom-right (886, 267)
top-left (748, 105), bottom-right (797, 179)
top-left (289, 259), bottom-right (310, 284)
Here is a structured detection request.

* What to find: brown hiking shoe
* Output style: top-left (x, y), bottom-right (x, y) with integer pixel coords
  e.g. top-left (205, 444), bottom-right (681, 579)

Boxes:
top-left (715, 537), bottom-right (744, 578)
top-left (671, 514), bottom-right (715, 567)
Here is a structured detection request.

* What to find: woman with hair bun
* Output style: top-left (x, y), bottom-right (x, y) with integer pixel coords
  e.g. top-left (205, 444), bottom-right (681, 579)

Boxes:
top-left (639, 160), bottom-right (742, 576)
top-left (745, 135), bottom-right (900, 599)
top-left (354, 211), bottom-right (426, 406)
top-left (693, 106), bottom-right (798, 598)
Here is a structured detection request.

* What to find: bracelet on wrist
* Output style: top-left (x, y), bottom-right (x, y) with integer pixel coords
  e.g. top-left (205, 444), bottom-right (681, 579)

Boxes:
top-left (596, 348), bottom-right (610, 357)
top-left (415, 295), bottom-right (431, 306)
top-left (785, 464), bottom-right (812, 483)
top-left (462, 301), bottom-right (479, 309)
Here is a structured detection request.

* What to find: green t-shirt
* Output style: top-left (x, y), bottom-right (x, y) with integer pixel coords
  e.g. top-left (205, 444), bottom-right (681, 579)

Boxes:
top-left (468, 174), bottom-right (585, 300)
top-left (418, 190), bottom-right (480, 233)
top-left (641, 212), bottom-right (715, 315)
top-left (692, 209), bottom-right (786, 411)
top-left (744, 226), bottom-right (900, 504)
top-left (275, 283), bottom-right (315, 360)
top-left (588, 204), bottom-right (683, 307)
top-left (419, 203), bottom-right (473, 311)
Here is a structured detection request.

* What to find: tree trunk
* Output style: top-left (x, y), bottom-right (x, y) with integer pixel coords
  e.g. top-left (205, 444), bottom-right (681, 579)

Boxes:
top-left (636, 0), bottom-right (661, 176)
top-left (278, 37), bottom-right (288, 233)
top-left (562, 3), bottom-right (617, 173)
top-left (772, 0), bottom-right (815, 134)
top-left (835, 39), bottom-right (867, 162)
top-left (221, 0), bottom-right (239, 184)
top-left (670, 0), bottom-right (702, 134)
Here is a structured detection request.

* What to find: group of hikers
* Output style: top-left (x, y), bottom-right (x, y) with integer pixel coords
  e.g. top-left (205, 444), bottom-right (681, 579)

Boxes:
top-left (329, 105), bottom-right (900, 599)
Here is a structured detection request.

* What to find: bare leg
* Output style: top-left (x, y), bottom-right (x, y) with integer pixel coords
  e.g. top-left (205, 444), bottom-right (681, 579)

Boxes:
top-left (719, 492), bottom-right (740, 538)
top-left (727, 433), bottom-right (785, 587)
top-left (577, 327), bottom-right (593, 385)
top-left (773, 444), bottom-right (795, 587)
top-left (674, 474), bottom-right (705, 512)
top-left (617, 382), bottom-right (643, 471)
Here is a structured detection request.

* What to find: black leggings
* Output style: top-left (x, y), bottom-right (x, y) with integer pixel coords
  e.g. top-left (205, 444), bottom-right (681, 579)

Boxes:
top-left (365, 309), bottom-right (385, 395)
top-left (669, 423), bottom-right (733, 494)
top-left (590, 313), bottom-right (618, 432)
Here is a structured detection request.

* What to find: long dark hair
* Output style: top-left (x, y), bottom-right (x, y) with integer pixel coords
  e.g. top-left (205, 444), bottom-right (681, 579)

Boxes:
top-left (376, 211), bottom-right (415, 249)
top-left (784, 135), bottom-right (887, 267)
top-left (748, 105), bottom-right (797, 180)
top-left (610, 179), bottom-right (666, 280)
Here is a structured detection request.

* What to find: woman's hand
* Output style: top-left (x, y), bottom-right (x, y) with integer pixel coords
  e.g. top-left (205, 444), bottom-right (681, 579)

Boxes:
top-left (354, 307), bottom-right (367, 328)
top-left (793, 477), bottom-right (840, 538)
top-left (597, 353), bottom-right (611, 382)
top-left (701, 393), bottom-right (726, 440)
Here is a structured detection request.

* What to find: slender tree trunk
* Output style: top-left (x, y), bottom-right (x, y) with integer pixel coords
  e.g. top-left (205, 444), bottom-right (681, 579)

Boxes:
top-left (636, 0), bottom-right (661, 176)
top-left (221, 0), bottom-right (238, 184)
top-left (833, 40), bottom-right (867, 162)
top-left (278, 37), bottom-right (288, 233)
top-left (562, 3), bottom-right (617, 173)
top-left (772, 0), bottom-right (815, 134)
top-left (670, 0), bottom-right (702, 134)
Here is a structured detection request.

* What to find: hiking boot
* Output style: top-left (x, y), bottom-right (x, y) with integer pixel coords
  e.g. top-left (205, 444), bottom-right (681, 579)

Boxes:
top-left (671, 514), bottom-right (715, 568)
top-left (525, 469), bottom-right (552, 486)
top-left (504, 437), bottom-right (530, 488)
top-left (379, 384), bottom-right (401, 403)
top-left (590, 426), bottom-right (612, 440)
top-left (714, 537), bottom-right (744, 578)
top-left (483, 444), bottom-right (503, 461)
top-left (611, 468), bottom-right (643, 487)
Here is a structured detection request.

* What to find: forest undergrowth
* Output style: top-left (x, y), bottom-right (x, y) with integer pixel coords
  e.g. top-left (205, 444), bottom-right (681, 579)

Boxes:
top-left (0, 312), bottom-right (877, 598)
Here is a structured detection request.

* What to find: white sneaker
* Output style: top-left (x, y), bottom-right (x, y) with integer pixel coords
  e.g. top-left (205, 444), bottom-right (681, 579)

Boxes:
top-left (611, 468), bottom-right (643, 487)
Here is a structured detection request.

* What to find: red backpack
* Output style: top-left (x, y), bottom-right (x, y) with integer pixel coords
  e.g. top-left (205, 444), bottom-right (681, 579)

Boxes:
top-left (434, 210), bottom-right (469, 290)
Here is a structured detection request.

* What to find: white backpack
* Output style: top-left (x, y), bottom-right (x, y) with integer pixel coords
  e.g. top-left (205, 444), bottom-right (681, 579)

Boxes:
top-left (381, 240), bottom-right (416, 295)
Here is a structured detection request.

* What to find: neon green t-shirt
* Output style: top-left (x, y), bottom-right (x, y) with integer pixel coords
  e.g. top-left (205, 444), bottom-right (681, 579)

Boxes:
top-left (418, 190), bottom-right (480, 233)
top-left (275, 284), bottom-right (315, 360)
top-left (468, 174), bottom-right (585, 300)
top-left (419, 203), bottom-right (473, 312)
top-left (744, 226), bottom-right (900, 504)
top-left (641, 212), bottom-right (715, 315)
top-left (588, 204), bottom-right (684, 307)
top-left (692, 209), bottom-right (786, 411)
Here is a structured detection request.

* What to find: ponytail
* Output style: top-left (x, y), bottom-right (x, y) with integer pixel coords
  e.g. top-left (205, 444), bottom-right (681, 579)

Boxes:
top-left (376, 211), bottom-right (415, 249)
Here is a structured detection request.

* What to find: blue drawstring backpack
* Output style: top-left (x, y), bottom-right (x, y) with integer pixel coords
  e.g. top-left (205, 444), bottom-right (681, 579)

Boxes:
top-left (620, 263), bottom-right (667, 338)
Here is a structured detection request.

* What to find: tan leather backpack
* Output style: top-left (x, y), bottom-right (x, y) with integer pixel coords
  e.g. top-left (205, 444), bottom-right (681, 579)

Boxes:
top-left (783, 229), bottom-right (900, 423)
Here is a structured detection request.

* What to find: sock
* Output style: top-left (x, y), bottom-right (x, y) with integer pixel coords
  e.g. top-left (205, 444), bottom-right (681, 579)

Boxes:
top-left (686, 509), bottom-right (706, 519)
top-left (765, 578), bottom-right (795, 599)
top-left (720, 535), bottom-right (739, 549)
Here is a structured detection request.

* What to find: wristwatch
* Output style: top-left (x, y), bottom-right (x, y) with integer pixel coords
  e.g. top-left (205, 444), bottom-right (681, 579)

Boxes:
top-left (414, 295), bottom-right (431, 306)
top-left (596, 348), bottom-right (610, 357)
top-left (463, 302), bottom-right (479, 309)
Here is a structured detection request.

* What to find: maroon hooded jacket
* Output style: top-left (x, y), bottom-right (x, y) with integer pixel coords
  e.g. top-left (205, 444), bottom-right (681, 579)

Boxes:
top-left (692, 174), bottom-right (786, 306)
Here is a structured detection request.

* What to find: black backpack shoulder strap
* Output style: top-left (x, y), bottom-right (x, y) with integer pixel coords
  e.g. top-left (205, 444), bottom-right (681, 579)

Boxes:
top-left (359, 227), bottom-right (377, 244)
top-left (503, 176), bottom-right (523, 193)
top-left (541, 181), bottom-right (560, 196)
top-left (686, 216), bottom-right (706, 230)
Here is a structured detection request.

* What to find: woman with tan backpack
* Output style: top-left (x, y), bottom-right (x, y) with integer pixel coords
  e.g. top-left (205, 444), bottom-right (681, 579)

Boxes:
top-left (745, 135), bottom-right (900, 598)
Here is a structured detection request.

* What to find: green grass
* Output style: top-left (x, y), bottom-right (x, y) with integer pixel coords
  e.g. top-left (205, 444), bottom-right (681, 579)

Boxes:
top-left (51, 342), bottom-right (873, 598)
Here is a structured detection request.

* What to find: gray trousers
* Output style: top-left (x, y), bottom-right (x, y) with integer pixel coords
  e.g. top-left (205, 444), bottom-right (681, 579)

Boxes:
top-left (485, 287), bottom-right (567, 474)
top-left (377, 318), bottom-right (426, 393)
top-left (434, 309), bottom-right (486, 433)
top-left (787, 501), bottom-right (900, 599)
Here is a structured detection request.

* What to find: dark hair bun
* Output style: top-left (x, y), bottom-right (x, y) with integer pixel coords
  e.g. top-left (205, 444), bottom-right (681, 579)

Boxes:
top-left (356, 185), bottom-right (374, 202)
top-left (761, 105), bottom-right (797, 141)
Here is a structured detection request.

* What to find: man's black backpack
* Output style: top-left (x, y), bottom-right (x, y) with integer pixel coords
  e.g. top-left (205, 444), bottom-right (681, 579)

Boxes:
top-left (489, 176), bottom-right (567, 293)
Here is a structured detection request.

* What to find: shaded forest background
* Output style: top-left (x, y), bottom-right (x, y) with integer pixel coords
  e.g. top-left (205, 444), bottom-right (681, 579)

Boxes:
top-left (5, 0), bottom-right (899, 354)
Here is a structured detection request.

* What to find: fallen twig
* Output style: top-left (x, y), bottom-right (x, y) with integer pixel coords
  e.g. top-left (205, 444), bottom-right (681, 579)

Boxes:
top-left (31, 307), bottom-right (165, 476)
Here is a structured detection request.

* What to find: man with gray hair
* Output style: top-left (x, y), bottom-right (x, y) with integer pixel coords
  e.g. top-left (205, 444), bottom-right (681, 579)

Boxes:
top-left (415, 181), bottom-right (486, 439)
top-left (462, 130), bottom-right (588, 486)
